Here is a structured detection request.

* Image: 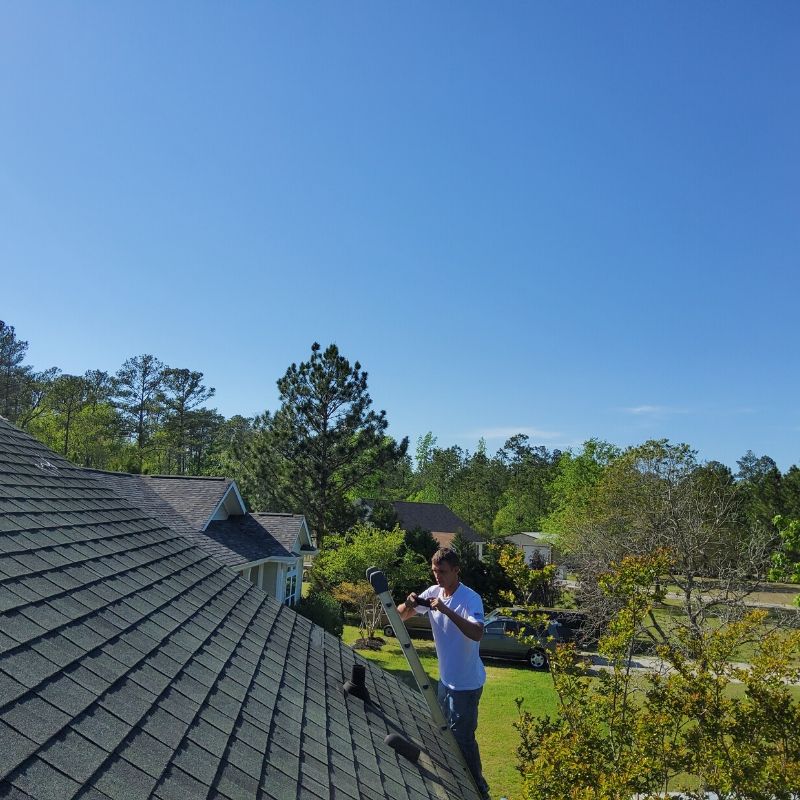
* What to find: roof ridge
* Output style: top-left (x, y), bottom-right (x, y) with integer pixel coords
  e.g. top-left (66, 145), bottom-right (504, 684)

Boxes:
top-left (84, 468), bottom-right (229, 482)
top-left (251, 511), bottom-right (300, 517)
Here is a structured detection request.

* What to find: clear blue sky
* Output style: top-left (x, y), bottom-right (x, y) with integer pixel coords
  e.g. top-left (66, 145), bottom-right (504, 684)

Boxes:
top-left (2, 3), bottom-right (798, 470)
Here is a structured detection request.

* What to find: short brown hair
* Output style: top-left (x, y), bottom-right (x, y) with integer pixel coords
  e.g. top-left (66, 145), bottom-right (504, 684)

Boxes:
top-left (431, 547), bottom-right (460, 568)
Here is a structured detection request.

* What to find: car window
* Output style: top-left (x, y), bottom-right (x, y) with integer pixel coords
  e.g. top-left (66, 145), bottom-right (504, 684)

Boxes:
top-left (484, 621), bottom-right (505, 635)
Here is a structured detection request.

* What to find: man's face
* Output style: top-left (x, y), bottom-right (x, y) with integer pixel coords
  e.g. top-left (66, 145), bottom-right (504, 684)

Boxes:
top-left (431, 560), bottom-right (459, 591)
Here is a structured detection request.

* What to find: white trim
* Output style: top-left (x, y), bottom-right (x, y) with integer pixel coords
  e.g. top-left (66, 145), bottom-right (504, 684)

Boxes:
top-left (238, 555), bottom-right (299, 571)
top-left (202, 482), bottom-right (247, 528)
top-left (288, 516), bottom-right (316, 556)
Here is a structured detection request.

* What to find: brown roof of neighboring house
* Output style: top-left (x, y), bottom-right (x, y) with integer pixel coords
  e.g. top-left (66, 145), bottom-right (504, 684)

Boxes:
top-left (391, 501), bottom-right (485, 543)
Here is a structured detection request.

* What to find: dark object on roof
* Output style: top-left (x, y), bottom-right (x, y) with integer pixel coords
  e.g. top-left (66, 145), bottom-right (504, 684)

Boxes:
top-left (391, 501), bottom-right (485, 544)
top-left (385, 733), bottom-right (421, 764)
top-left (342, 664), bottom-right (370, 704)
top-left (0, 418), bottom-right (481, 800)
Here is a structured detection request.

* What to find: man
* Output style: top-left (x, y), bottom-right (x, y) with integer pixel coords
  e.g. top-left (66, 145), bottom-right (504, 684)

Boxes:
top-left (397, 547), bottom-right (490, 799)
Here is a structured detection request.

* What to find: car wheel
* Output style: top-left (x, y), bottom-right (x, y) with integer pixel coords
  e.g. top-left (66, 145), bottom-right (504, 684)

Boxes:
top-left (383, 625), bottom-right (395, 637)
top-left (527, 648), bottom-right (548, 670)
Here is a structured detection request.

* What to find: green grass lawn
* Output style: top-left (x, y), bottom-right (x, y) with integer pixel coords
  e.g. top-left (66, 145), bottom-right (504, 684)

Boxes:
top-left (341, 626), bottom-right (558, 800)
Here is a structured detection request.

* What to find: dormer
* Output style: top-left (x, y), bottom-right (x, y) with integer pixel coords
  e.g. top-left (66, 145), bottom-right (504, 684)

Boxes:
top-left (206, 481), bottom-right (247, 524)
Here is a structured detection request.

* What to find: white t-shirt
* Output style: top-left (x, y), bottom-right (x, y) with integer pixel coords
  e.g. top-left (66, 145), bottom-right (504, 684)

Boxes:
top-left (418, 583), bottom-right (486, 691)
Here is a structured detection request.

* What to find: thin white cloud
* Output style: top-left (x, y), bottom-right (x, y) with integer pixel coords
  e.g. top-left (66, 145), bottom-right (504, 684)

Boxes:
top-left (464, 426), bottom-right (562, 441)
top-left (622, 405), bottom-right (690, 416)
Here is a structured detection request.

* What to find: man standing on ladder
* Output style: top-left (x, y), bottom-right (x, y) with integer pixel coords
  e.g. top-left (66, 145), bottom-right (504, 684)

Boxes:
top-left (397, 547), bottom-right (491, 800)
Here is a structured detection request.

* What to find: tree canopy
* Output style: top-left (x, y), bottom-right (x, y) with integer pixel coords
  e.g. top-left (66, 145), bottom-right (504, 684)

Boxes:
top-left (238, 342), bottom-right (408, 546)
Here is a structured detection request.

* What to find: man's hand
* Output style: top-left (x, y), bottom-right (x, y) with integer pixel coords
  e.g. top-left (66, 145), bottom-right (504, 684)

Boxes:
top-left (397, 592), bottom-right (419, 621)
top-left (430, 596), bottom-right (484, 642)
top-left (428, 595), bottom-right (447, 615)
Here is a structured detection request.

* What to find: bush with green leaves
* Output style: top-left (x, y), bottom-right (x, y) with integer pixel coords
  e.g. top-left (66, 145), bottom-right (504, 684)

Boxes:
top-left (769, 515), bottom-right (800, 600)
top-left (296, 589), bottom-right (344, 638)
top-left (514, 551), bottom-right (800, 800)
top-left (309, 521), bottom-right (430, 603)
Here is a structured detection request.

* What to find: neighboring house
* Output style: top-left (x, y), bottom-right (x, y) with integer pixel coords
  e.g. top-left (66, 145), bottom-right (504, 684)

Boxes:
top-left (0, 417), bottom-right (481, 800)
top-left (505, 532), bottom-right (553, 565)
top-left (89, 471), bottom-right (315, 607)
top-left (388, 501), bottom-right (486, 559)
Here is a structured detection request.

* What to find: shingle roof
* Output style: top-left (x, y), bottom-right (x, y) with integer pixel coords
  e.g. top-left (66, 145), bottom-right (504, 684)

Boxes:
top-left (90, 473), bottom-right (296, 569)
top-left (204, 514), bottom-right (308, 563)
top-left (0, 418), bottom-right (481, 800)
top-left (504, 532), bottom-right (551, 547)
top-left (391, 502), bottom-right (485, 543)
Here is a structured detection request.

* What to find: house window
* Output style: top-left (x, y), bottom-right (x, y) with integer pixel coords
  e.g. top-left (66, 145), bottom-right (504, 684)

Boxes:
top-left (284, 567), bottom-right (298, 606)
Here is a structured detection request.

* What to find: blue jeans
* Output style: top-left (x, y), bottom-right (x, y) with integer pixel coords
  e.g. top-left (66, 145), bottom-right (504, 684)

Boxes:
top-left (437, 683), bottom-right (490, 797)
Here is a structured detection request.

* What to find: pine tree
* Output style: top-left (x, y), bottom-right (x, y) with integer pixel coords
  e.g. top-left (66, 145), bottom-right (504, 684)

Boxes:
top-left (242, 343), bottom-right (407, 547)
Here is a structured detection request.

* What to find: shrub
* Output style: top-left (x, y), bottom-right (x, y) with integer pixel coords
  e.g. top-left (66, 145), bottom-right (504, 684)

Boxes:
top-left (296, 589), bottom-right (344, 638)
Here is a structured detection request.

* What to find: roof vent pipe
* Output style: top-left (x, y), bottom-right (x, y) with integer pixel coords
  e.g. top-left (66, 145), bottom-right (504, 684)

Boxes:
top-left (343, 663), bottom-right (370, 703)
top-left (384, 733), bottom-right (421, 764)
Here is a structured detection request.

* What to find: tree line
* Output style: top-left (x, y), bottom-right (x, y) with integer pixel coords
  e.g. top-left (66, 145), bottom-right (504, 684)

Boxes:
top-left (4, 318), bottom-right (800, 554)
top-left (0, 320), bottom-right (241, 475)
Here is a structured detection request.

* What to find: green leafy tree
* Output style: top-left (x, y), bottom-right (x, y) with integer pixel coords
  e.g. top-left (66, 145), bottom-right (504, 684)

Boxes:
top-left (541, 438), bottom-right (620, 539)
top-left (479, 541), bottom-right (517, 610)
top-left (449, 439), bottom-right (508, 535)
top-left (296, 589), bottom-right (344, 637)
top-left (769, 515), bottom-right (800, 597)
top-left (47, 374), bottom-right (89, 457)
top-left (0, 322), bottom-right (59, 431)
top-left (205, 414), bottom-right (255, 480)
top-left (409, 439), bottom-right (464, 505)
top-left (348, 440), bottom-right (414, 504)
top-left (70, 401), bottom-right (127, 469)
top-left (737, 450), bottom-right (786, 531)
top-left (514, 552), bottom-right (800, 799)
top-left (310, 522), bottom-right (429, 603)
top-left (497, 543), bottom-right (560, 607)
top-left (403, 526), bottom-right (439, 563)
top-left (0, 320), bottom-right (29, 421)
top-left (451, 531), bottom-right (493, 600)
top-left (241, 343), bottom-right (407, 547)
top-left (184, 408), bottom-right (224, 475)
top-left (780, 465), bottom-right (800, 519)
top-left (494, 436), bottom-right (560, 534)
top-left (332, 580), bottom-right (385, 643)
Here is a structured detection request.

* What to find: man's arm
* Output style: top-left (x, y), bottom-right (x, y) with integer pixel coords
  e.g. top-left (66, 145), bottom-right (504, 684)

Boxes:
top-left (430, 597), bottom-right (484, 642)
top-left (397, 592), bottom-right (422, 621)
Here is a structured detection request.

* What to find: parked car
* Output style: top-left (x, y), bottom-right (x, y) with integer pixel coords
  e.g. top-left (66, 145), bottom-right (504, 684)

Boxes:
top-left (381, 610), bottom-right (561, 670)
top-left (486, 606), bottom-right (593, 646)
top-left (479, 616), bottom-right (551, 670)
top-left (381, 611), bottom-right (432, 639)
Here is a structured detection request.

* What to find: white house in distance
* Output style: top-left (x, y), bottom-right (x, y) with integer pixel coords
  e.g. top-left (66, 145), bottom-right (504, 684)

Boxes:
top-left (89, 471), bottom-right (316, 606)
top-left (505, 531), bottom-right (553, 565)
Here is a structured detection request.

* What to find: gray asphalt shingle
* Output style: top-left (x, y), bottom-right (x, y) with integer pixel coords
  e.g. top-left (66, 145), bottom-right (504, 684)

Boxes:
top-left (0, 418), bottom-right (481, 800)
top-left (89, 471), bottom-right (311, 568)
